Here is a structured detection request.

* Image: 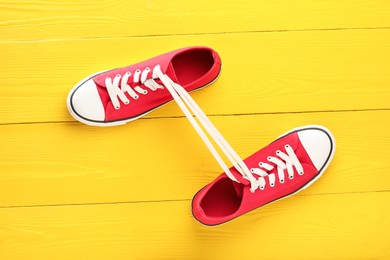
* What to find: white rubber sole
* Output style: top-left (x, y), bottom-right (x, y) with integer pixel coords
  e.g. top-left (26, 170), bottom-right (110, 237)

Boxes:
top-left (66, 69), bottom-right (221, 127)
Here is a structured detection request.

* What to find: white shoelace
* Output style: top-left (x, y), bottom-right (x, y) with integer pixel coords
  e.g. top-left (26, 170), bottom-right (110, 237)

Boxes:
top-left (248, 145), bottom-right (304, 192)
top-left (105, 67), bottom-right (165, 110)
top-left (154, 65), bottom-right (306, 192)
top-left (153, 65), bottom-right (252, 183)
top-left (107, 65), bottom-right (304, 192)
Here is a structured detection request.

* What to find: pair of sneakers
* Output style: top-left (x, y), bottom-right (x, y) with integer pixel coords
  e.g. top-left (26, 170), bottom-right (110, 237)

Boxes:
top-left (67, 47), bottom-right (336, 226)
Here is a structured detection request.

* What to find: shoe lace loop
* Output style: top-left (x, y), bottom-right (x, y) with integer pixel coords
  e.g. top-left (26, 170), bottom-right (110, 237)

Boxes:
top-left (105, 66), bottom-right (164, 110)
top-left (248, 144), bottom-right (304, 192)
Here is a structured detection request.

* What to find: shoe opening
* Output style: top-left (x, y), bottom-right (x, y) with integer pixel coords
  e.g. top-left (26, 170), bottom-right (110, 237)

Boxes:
top-left (171, 49), bottom-right (215, 85)
top-left (200, 178), bottom-right (243, 217)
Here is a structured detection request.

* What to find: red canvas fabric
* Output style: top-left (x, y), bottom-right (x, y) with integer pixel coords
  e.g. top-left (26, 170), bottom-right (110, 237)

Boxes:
top-left (192, 127), bottom-right (334, 226)
top-left (69, 46), bottom-right (221, 124)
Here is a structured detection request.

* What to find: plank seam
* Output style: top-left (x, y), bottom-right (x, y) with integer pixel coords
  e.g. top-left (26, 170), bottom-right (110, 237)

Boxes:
top-left (1, 190), bottom-right (389, 209)
top-left (1, 108), bottom-right (389, 126)
top-left (1, 26), bottom-right (390, 44)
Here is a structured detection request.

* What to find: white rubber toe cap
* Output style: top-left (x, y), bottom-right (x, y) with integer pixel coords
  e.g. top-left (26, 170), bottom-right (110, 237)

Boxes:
top-left (68, 79), bottom-right (105, 122)
top-left (298, 127), bottom-right (335, 170)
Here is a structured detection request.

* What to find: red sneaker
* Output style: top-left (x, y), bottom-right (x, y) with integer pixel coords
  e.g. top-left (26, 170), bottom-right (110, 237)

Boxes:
top-left (67, 46), bottom-right (221, 126)
top-left (192, 125), bottom-right (335, 226)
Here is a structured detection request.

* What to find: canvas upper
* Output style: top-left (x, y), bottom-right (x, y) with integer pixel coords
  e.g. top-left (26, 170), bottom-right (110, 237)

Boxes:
top-left (67, 46), bottom-right (221, 126)
top-left (192, 125), bottom-right (335, 226)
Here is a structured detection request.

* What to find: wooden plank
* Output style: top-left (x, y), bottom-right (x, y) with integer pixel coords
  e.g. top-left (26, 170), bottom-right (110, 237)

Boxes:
top-left (0, 110), bottom-right (389, 207)
top-left (1, 29), bottom-right (389, 124)
top-left (1, 0), bottom-right (390, 41)
top-left (0, 192), bottom-right (389, 259)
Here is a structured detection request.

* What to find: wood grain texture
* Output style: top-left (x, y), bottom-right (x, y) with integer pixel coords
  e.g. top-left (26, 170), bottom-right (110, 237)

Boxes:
top-left (0, 193), bottom-right (389, 259)
top-left (1, 1), bottom-right (390, 259)
top-left (0, 0), bottom-right (390, 41)
top-left (1, 110), bottom-right (389, 207)
top-left (1, 29), bottom-right (389, 124)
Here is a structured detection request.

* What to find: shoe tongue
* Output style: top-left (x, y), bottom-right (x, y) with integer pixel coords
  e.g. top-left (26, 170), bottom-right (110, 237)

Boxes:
top-left (227, 167), bottom-right (250, 199)
top-left (228, 164), bottom-right (260, 198)
top-left (232, 181), bottom-right (245, 198)
top-left (230, 166), bottom-right (251, 185)
top-left (165, 62), bottom-right (179, 83)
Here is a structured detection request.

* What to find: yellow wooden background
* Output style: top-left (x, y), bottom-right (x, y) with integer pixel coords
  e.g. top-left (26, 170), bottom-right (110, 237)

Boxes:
top-left (1, 1), bottom-right (390, 259)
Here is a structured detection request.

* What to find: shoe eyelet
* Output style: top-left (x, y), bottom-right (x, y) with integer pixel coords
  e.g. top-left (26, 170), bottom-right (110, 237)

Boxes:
top-left (116, 74), bottom-right (121, 78)
top-left (250, 168), bottom-right (254, 173)
top-left (299, 171), bottom-right (304, 175)
top-left (143, 90), bottom-right (148, 94)
top-left (259, 162), bottom-right (263, 167)
top-left (114, 106), bottom-right (120, 110)
top-left (260, 186), bottom-right (265, 190)
top-left (285, 144), bottom-right (290, 149)
top-left (267, 156), bottom-right (272, 161)
top-left (134, 95), bottom-right (139, 100)
top-left (126, 71), bottom-right (131, 75)
top-left (124, 100), bottom-right (130, 105)
top-left (106, 77), bottom-right (111, 80)
top-left (135, 69), bottom-right (141, 73)
top-left (145, 67), bottom-right (150, 71)
top-left (289, 175), bottom-right (294, 180)
top-left (280, 179), bottom-right (284, 184)
top-left (276, 150), bottom-right (280, 155)
top-left (270, 183), bottom-right (275, 187)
